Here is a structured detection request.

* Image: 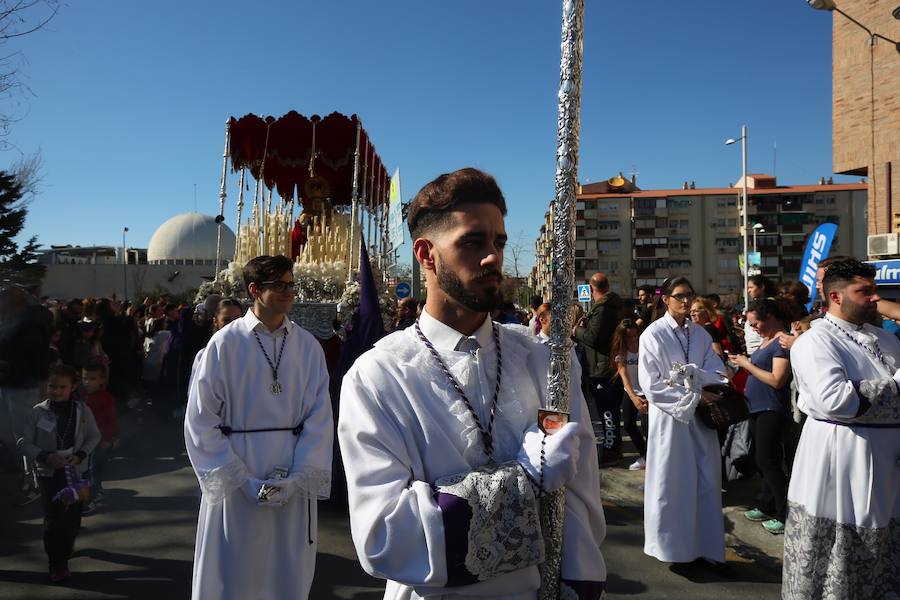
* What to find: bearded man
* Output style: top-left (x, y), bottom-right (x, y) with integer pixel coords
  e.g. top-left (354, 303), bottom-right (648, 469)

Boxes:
top-left (338, 168), bottom-right (607, 599)
top-left (783, 259), bottom-right (900, 598)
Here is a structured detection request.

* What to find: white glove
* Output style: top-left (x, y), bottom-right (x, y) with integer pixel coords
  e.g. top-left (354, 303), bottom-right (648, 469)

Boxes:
top-left (517, 422), bottom-right (581, 492)
top-left (241, 477), bottom-right (266, 504)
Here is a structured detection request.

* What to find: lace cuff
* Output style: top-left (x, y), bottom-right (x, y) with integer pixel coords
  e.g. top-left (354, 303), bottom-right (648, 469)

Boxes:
top-left (282, 467), bottom-right (332, 500)
top-left (852, 378), bottom-right (900, 423)
top-left (560, 579), bottom-right (607, 600)
top-left (434, 462), bottom-right (544, 584)
top-left (198, 460), bottom-right (248, 505)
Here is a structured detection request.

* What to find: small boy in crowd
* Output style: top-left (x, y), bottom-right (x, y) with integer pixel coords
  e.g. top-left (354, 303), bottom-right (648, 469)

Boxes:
top-left (17, 364), bottom-right (101, 583)
top-left (81, 362), bottom-right (118, 513)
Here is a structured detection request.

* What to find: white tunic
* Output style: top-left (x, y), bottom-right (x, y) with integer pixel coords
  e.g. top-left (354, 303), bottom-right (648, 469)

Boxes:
top-left (783, 315), bottom-right (900, 599)
top-left (184, 311), bottom-right (333, 600)
top-left (339, 311), bottom-right (606, 600)
top-left (638, 312), bottom-right (727, 563)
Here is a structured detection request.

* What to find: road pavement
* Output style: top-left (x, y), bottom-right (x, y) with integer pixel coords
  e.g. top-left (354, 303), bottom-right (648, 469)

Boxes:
top-left (0, 404), bottom-right (783, 599)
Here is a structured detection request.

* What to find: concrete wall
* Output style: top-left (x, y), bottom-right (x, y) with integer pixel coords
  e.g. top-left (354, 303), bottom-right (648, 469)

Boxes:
top-left (41, 264), bottom-right (220, 300)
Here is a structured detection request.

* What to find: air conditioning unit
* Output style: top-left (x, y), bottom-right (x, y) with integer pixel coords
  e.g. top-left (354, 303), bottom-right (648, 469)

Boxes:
top-left (868, 233), bottom-right (900, 257)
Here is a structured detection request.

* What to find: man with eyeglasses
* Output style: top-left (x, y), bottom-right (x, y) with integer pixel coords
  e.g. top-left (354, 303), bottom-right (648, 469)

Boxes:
top-left (184, 255), bottom-right (333, 600)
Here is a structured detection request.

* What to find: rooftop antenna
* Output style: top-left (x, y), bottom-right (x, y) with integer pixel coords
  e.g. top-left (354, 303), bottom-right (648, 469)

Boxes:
top-left (628, 165), bottom-right (640, 184)
top-left (194, 183), bottom-right (198, 213)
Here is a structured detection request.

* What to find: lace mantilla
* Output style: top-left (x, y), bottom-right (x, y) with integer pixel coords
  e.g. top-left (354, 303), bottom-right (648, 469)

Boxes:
top-left (434, 462), bottom-right (544, 581)
top-left (856, 378), bottom-right (900, 423)
top-left (783, 501), bottom-right (900, 599)
top-left (198, 459), bottom-right (248, 505)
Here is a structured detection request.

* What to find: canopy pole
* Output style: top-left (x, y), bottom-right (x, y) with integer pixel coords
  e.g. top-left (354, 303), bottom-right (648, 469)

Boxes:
top-left (214, 120), bottom-right (231, 281)
top-left (235, 167), bottom-right (246, 264)
top-left (348, 120), bottom-right (362, 282)
top-left (540, 1), bottom-right (585, 599)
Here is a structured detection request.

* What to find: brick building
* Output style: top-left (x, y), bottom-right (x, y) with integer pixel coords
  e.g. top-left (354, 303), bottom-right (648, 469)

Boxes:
top-left (828, 0), bottom-right (900, 237)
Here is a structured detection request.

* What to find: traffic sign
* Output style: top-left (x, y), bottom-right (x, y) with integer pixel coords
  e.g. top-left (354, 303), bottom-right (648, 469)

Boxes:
top-left (577, 284), bottom-right (591, 302)
top-left (395, 281), bottom-right (411, 299)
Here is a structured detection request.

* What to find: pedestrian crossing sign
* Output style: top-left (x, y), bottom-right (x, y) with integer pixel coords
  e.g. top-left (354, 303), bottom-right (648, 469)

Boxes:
top-left (577, 284), bottom-right (591, 302)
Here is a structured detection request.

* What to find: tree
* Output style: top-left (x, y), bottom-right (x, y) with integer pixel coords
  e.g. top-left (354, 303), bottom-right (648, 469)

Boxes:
top-left (0, 1), bottom-right (59, 146)
top-left (0, 168), bottom-right (44, 285)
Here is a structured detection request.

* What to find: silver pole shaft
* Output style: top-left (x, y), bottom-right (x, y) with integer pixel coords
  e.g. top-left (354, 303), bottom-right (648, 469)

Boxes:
top-left (540, 1), bottom-right (584, 598)
top-left (348, 121), bottom-right (362, 281)
top-left (214, 120), bottom-right (230, 281)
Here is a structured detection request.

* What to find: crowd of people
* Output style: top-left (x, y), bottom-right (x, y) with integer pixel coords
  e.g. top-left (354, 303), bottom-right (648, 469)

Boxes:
top-left (1, 167), bottom-right (897, 599)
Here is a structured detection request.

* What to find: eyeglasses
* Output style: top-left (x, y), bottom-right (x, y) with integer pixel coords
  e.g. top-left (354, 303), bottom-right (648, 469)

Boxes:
top-left (259, 280), bottom-right (298, 293)
top-left (669, 293), bottom-right (695, 302)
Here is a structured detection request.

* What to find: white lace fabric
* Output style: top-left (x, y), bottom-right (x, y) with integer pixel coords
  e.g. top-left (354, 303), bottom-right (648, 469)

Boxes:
top-left (434, 462), bottom-right (544, 581)
top-left (198, 459), bottom-right (249, 505)
top-left (856, 378), bottom-right (900, 423)
top-left (281, 466), bottom-right (332, 500)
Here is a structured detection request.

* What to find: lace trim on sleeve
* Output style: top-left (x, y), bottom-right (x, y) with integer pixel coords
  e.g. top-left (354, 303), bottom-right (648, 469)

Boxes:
top-left (283, 467), bottom-right (332, 500)
top-left (855, 378), bottom-right (900, 423)
top-left (197, 459), bottom-right (248, 505)
top-left (434, 462), bottom-right (544, 582)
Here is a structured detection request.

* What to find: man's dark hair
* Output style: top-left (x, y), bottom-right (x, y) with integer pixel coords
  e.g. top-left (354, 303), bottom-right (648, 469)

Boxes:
top-left (242, 255), bottom-right (294, 296)
top-left (637, 285), bottom-right (655, 296)
top-left (819, 255), bottom-right (851, 270)
top-left (49, 364), bottom-right (79, 385)
top-left (703, 292), bottom-right (721, 304)
top-left (530, 295), bottom-right (543, 310)
top-left (66, 298), bottom-right (83, 309)
top-left (822, 259), bottom-right (876, 298)
top-left (82, 362), bottom-right (108, 379)
top-left (407, 168), bottom-right (507, 238)
top-left (661, 276), bottom-right (694, 297)
top-left (164, 303), bottom-right (178, 315)
top-left (217, 297), bottom-right (243, 312)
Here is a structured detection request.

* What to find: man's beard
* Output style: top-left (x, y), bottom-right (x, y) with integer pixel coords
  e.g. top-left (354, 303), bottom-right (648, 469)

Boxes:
top-left (436, 265), bottom-right (502, 313)
top-left (839, 295), bottom-right (878, 324)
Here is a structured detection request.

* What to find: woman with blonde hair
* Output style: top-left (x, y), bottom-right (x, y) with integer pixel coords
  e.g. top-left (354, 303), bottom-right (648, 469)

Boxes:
top-left (690, 298), bottom-right (725, 360)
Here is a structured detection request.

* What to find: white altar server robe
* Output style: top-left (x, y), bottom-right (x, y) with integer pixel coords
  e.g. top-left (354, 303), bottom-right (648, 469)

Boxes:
top-left (639, 312), bottom-right (727, 563)
top-left (339, 312), bottom-right (607, 600)
top-left (184, 311), bottom-right (333, 600)
top-left (783, 315), bottom-right (900, 599)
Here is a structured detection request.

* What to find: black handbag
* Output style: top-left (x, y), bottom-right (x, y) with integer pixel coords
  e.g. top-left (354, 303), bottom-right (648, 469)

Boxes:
top-left (696, 384), bottom-right (750, 429)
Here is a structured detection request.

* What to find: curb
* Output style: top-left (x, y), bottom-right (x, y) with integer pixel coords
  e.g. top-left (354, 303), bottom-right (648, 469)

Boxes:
top-left (599, 463), bottom-right (784, 570)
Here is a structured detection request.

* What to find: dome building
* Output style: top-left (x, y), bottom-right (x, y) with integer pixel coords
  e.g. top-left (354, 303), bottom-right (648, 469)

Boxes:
top-left (147, 213), bottom-right (235, 266)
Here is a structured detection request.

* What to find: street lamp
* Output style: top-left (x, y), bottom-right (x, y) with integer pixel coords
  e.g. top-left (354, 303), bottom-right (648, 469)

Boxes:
top-left (122, 226), bottom-right (129, 301)
top-left (807, 0), bottom-right (900, 53)
top-left (752, 222), bottom-right (765, 255)
top-left (726, 125), bottom-right (749, 309)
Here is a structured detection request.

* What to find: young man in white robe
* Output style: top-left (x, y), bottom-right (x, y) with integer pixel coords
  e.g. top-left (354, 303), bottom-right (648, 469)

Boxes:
top-left (339, 168), bottom-right (607, 600)
top-left (638, 277), bottom-right (729, 575)
top-left (783, 259), bottom-right (900, 598)
top-left (184, 255), bottom-right (333, 600)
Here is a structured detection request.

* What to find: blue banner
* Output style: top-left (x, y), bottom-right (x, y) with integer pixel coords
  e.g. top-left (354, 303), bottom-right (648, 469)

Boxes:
top-left (868, 259), bottom-right (900, 286)
top-left (800, 223), bottom-right (838, 310)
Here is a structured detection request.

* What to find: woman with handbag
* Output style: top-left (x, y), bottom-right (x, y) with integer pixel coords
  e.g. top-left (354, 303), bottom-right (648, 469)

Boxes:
top-left (730, 298), bottom-right (792, 535)
top-left (638, 277), bottom-right (730, 575)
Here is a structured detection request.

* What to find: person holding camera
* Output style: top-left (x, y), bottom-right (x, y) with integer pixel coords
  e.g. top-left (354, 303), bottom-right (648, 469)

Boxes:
top-left (730, 298), bottom-right (792, 535)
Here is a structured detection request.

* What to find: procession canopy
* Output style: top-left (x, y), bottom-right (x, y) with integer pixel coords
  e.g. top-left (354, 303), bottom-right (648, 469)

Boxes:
top-left (227, 111), bottom-right (390, 209)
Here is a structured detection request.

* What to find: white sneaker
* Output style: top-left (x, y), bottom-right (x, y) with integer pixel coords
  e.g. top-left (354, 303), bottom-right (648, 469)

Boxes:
top-left (628, 458), bottom-right (646, 471)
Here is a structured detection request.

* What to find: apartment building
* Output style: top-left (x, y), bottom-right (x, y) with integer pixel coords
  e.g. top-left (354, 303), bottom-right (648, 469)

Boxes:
top-left (531, 174), bottom-right (867, 304)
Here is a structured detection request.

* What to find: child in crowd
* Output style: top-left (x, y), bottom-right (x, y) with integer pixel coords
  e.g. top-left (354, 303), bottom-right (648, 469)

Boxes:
top-left (17, 365), bottom-right (101, 583)
top-left (81, 362), bottom-right (118, 513)
top-left (610, 319), bottom-right (648, 470)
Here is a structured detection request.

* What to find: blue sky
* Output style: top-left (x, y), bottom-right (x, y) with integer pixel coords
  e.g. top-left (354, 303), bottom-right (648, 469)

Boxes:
top-left (11, 1), bottom-right (844, 270)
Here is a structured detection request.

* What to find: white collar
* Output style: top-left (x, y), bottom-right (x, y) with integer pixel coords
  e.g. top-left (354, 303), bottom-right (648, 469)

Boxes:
top-left (418, 308), bottom-right (494, 352)
top-left (822, 312), bottom-right (867, 332)
top-left (663, 311), bottom-right (690, 331)
top-left (242, 309), bottom-right (292, 336)
top-left (537, 330), bottom-right (550, 341)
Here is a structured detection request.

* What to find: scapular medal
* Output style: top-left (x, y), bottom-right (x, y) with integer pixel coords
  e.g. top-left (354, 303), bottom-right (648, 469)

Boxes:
top-left (253, 328), bottom-right (289, 397)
